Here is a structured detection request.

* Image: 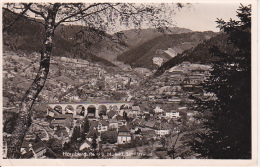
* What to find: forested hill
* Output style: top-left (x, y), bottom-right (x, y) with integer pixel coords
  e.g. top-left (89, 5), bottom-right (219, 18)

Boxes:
top-left (114, 27), bottom-right (192, 48)
top-left (3, 10), bottom-right (194, 66)
top-left (116, 31), bottom-right (217, 70)
top-left (2, 10), bottom-right (122, 67)
top-left (154, 32), bottom-right (236, 76)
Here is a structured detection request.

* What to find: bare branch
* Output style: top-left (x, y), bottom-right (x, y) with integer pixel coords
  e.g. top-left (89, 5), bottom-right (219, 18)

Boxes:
top-left (55, 3), bottom-right (110, 28)
top-left (22, 3), bottom-right (47, 20)
top-left (3, 3), bottom-right (32, 32)
top-left (3, 7), bottom-right (45, 26)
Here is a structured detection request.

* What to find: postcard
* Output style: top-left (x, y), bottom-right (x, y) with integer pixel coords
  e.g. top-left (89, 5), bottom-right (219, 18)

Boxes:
top-left (1, 0), bottom-right (257, 166)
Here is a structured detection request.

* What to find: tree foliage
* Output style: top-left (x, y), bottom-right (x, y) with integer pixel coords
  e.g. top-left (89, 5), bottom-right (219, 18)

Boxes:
top-left (71, 126), bottom-right (81, 143)
top-left (3, 112), bottom-right (18, 134)
top-left (91, 133), bottom-right (98, 149)
top-left (190, 4), bottom-right (251, 159)
top-left (101, 130), bottom-right (117, 144)
top-left (79, 117), bottom-right (90, 141)
top-left (83, 117), bottom-right (90, 134)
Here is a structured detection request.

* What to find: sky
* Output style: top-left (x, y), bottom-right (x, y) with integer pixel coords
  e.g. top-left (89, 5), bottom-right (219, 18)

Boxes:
top-left (106, 2), bottom-right (247, 34)
top-left (172, 3), bottom-right (244, 32)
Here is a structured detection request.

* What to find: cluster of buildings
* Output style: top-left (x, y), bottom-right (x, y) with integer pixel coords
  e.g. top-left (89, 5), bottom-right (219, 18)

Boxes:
top-left (3, 98), bottom-right (196, 159)
top-left (133, 61), bottom-right (213, 103)
top-left (42, 57), bottom-right (140, 103)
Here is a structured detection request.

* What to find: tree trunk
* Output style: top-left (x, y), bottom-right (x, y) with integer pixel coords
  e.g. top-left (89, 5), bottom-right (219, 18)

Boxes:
top-left (7, 5), bottom-right (60, 158)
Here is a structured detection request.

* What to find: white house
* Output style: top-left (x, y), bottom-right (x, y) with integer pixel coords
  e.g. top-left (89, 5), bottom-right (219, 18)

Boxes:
top-left (132, 106), bottom-right (141, 115)
top-left (98, 120), bottom-right (109, 132)
top-left (155, 122), bottom-right (170, 137)
top-left (109, 118), bottom-right (118, 130)
top-left (79, 140), bottom-right (91, 151)
top-left (117, 126), bottom-right (131, 144)
top-left (166, 111), bottom-right (180, 119)
top-left (156, 129), bottom-right (170, 136)
top-left (154, 106), bottom-right (164, 114)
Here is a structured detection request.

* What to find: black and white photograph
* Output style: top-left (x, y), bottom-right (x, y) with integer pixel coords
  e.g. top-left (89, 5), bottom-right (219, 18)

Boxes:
top-left (1, 0), bottom-right (257, 165)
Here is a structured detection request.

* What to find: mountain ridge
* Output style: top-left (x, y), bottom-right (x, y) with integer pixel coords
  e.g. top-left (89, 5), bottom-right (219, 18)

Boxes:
top-left (153, 32), bottom-right (236, 76)
top-left (117, 31), bottom-right (218, 70)
top-left (3, 10), bottom-right (194, 64)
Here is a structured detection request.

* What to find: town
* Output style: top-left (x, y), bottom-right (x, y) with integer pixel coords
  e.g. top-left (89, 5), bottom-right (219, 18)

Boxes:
top-left (3, 51), bottom-right (213, 159)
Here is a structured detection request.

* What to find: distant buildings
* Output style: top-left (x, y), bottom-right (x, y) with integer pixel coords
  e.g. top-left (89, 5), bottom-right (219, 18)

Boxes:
top-left (166, 111), bottom-right (180, 119)
top-left (154, 106), bottom-right (164, 114)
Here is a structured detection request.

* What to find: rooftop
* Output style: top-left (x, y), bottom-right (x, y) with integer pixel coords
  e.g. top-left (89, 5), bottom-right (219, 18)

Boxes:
top-left (118, 125), bottom-right (130, 132)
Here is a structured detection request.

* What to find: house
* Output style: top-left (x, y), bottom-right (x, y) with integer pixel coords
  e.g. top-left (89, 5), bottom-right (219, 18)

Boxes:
top-left (51, 114), bottom-right (73, 133)
top-left (116, 115), bottom-right (127, 127)
top-left (118, 120), bottom-right (127, 127)
top-left (166, 111), bottom-right (180, 119)
top-left (117, 126), bottom-right (131, 144)
top-left (109, 118), bottom-right (118, 130)
top-left (142, 130), bottom-right (156, 140)
top-left (144, 120), bottom-right (156, 129)
top-left (132, 106), bottom-right (141, 115)
top-left (155, 122), bottom-right (170, 137)
top-left (98, 120), bottom-right (109, 132)
top-left (102, 115), bottom-right (109, 120)
top-left (31, 142), bottom-right (47, 158)
top-left (107, 110), bottom-right (117, 119)
top-left (79, 140), bottom-right (91, 151)
top-left (154, 106), bottom-right (164, 114)
top-left (21, 141), bottom-right (32, 155)
top-left (168, 119), bottom-right (179, 133)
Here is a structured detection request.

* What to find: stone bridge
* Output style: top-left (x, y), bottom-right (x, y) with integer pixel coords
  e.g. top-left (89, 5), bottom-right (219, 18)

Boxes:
top-left (47, 101), bottom-right (133, 118)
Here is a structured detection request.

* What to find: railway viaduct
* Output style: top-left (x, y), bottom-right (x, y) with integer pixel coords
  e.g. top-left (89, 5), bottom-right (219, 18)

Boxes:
top-left (47, 101), bottom-right (133, 118)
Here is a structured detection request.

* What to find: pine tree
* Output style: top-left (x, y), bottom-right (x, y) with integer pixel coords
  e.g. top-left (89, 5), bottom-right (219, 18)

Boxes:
top-left (71, 126), bottom-right (80, 143)
top-left (83, 117), bottom-right (90, 134)
top-left (91, 133), bottom-right (98, 149)
top-left (91, 132), bottom-right (98, 158)
top-left (190, 4), bottom-right (251, 159)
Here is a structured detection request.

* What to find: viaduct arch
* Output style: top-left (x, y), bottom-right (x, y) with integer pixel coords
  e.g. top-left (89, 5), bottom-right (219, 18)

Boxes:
top-left (47, 101), bottom-right (133, 118)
